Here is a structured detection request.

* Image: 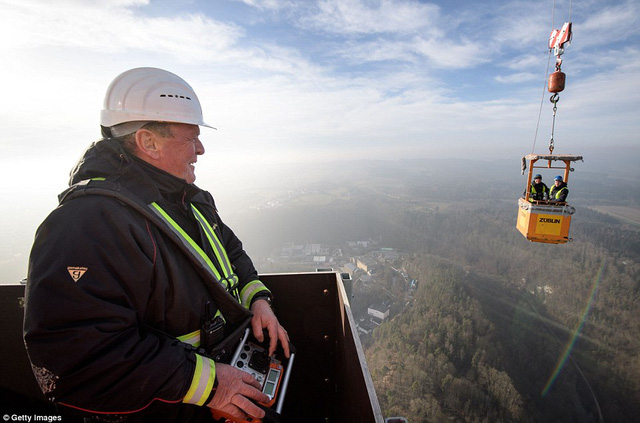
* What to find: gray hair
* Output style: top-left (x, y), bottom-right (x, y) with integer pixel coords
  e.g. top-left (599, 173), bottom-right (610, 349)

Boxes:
top-left (113, 122), bottom-right (175, 154)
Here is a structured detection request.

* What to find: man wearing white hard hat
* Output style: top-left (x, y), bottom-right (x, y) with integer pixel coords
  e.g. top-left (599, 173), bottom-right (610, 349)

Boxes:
top-left (24, 67), bottom-right (289, 422)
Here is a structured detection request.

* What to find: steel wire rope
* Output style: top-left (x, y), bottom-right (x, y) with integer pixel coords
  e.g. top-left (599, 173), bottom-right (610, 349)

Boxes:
top-left (531, 52), bottom-right (554, 154)
top-left (530, 0), bottom-right (573, 154)
top-left (530, 0), bottom-right (557, 154)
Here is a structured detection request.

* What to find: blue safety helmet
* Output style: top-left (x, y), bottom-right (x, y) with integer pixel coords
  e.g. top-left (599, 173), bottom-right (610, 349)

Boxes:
top-left (554, 175), bottom-right (563, 182)
top-left (534, 174), bottom-right (542, 180)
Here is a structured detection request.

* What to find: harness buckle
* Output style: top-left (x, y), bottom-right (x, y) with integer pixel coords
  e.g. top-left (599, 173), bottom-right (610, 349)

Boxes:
top-left (221, 274), bottom-right (239, 294)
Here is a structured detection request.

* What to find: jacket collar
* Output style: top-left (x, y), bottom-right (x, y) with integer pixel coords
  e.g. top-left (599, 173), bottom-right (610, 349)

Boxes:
top-left (131, 155), bottom-right (201, 206)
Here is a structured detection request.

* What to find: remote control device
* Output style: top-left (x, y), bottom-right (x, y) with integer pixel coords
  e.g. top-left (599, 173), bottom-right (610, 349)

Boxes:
top-left (213, 328), bottom-right (295, 423)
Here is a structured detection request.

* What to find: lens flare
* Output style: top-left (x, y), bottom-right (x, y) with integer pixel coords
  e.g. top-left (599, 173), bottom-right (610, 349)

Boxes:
top-left (541, 262), bottom-right (605, 396)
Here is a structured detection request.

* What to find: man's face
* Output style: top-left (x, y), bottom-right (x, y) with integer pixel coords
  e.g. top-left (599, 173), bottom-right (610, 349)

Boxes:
top-left (534, 177), bottom-right (541, 184)
top-left (154, 124), bottom-right (204, 184)
top-left (555, 179), bottom-right (561, 186)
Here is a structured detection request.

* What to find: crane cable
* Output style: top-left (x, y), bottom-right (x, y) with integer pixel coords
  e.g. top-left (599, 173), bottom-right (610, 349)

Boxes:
top-left (530, 0), bottom-right (573, 155)
top-left (531, 51), bottom-right (554, 155)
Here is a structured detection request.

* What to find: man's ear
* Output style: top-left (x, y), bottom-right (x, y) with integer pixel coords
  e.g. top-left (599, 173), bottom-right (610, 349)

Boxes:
top-left (134, 129), bottom-right (162, 160)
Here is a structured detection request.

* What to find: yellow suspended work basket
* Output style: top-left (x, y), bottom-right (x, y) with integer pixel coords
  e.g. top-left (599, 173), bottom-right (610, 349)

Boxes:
top-left (517, 154), bottom-right (583, 244)
top-left (517, 199), bottom-right (576, 244)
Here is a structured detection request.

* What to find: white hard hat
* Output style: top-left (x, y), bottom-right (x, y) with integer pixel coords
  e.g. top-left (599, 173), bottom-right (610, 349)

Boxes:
top-left (100, 67), bottom-right (213, 131)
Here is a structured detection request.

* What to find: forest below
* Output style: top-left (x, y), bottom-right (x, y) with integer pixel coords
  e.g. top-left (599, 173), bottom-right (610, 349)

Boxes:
top-left (359, 161), bottom-right (639, 422)
top-left (363, 202), bottom-right (639, 422)
top-left (224, 158), bottom-right (640, 422)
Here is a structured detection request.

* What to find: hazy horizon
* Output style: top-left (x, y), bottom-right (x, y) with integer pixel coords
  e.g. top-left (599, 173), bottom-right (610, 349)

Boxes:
top-left (2, 152), bottom-right (638, 285)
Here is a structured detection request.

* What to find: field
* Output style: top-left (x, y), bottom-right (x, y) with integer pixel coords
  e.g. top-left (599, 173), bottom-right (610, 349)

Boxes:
top-left (588, 205), bottom-right (640, 226)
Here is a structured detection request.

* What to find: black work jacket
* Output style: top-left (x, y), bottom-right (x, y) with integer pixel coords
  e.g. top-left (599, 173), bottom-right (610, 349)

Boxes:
top-left (527, 182), bottom-right (549, 201)
top-left (550, 182), bottom-right (569, 202)
top-left (23, 138), bottom-right (262, 421)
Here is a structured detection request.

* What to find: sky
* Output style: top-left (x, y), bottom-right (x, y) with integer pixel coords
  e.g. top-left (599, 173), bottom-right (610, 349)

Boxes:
top-left (0, 0), bottom-right (639, 282)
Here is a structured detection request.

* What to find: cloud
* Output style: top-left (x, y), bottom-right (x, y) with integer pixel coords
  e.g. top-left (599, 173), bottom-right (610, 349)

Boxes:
top-left (306, 0), bottom-right (440, 35)
top-left (0, 0), bottom-right (638, 163)
top-left (495, 72), bottom-right (539, 84)
top-left (327, 35), bottom-right (490, 70)
top-left (490, 2), bottom-right (550, 48)
top-left (281, 0), bottom-right (493, 70)
top-left (578, 1), bottom-right (640, 48)
top-left (411, 36), bottom-right (490, 69)
top-left (509, 54), bottom-right (549, 71)
top-left (235, 0), bottom-right (294, 11)
top-left (0, 0), bottom-right (243, 62)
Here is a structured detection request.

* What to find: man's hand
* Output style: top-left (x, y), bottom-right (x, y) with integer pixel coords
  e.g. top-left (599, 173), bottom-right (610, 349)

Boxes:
top-left (250, 299), bottom-right (290, 357)
top-left (207, 363), bottom-right (269, 420)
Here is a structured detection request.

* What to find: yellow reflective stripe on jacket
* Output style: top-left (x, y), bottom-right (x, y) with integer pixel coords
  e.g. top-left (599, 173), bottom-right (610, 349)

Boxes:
top-left (190, 204), bottom-right (242, 302)
top-left (183, 354), bottom-right (216, 406)
top-left (552, 186), bottom-right (567, 199)
top-left (529, 185), bottom-right (538, 202)
top-left (177, 329), bottom-right (201, 347)
top-left (150, 202), bottom-right (267, 306)
top-left (191, 205), bottom-right (237, 287)
top-left (149, 202), bottom-right (224, 283)
top-left (177, 308), bottom-right (224, 347)
top-left (240, 280), bottom-right (270, 309)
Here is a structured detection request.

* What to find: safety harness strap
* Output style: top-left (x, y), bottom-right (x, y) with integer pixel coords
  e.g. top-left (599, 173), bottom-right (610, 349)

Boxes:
top-left (149, 202), bottom-right (225, 284)
top-left (149, 202), bottom-right (271, 309)
top-left (191, 205), bottom-right (240, 299)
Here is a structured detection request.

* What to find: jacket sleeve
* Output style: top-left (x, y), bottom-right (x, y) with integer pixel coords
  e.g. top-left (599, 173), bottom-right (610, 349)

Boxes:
top-left (23, 196), bottom-right (212, 414)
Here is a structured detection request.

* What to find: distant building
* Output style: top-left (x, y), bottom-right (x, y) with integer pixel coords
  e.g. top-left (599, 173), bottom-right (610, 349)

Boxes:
top-left (375, 248), bottom-right (399, 261)
top-left (306, 244), bottom-right (330, 255)
top-left (347, 239), bottom-right (378, 250)
top-left (342, 262), bottom-right (357, 274)
top-left (356, 256), bottom-right (377, 274)
top-left (308, 243), bottom-right (322, 254)
top-left (367, 303), bottom-right (390, 321)
top-left (279, 242), bottom-right (306, 260)
top-left (356, 317), bottom-right (377, 335)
